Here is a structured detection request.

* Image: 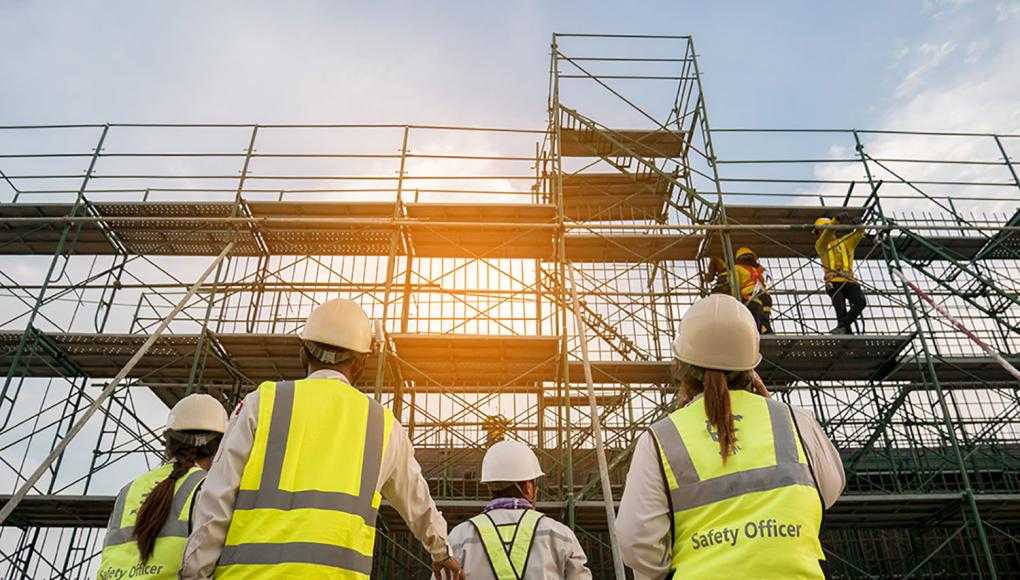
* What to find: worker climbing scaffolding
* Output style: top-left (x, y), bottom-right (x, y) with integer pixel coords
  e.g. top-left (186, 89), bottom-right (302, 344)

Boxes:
top-left (814, 213), bottom-right (868, 334)
top-left (703, 247), bottom-right (773, 335)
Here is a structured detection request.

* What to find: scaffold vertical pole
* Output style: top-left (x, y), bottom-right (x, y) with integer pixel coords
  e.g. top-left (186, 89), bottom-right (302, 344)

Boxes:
top-left (0, 240), bottom-right (236, 525)
top-left (567, 261), bottom-right (626, 580)
top-left (854, 130), bottom-right (998, 579)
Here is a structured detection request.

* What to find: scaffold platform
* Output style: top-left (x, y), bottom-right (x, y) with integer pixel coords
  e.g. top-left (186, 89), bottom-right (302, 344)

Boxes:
top-left (0, 331), bottom-right (920, 389)
top-left (558, 128), bottom-right (686, 158)
top-left (560, 173), bottom-right (669, 221)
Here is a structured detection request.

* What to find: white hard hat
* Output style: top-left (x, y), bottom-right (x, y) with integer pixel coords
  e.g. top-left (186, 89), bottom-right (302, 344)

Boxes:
top-left (300, 299), bottom-right (374, 354)
top-left (481, 440), bottom-right (544, 483)
top-left (672, 294), bottom-right (762, 371)
top-left (167, 394), bottom-right (227, 433)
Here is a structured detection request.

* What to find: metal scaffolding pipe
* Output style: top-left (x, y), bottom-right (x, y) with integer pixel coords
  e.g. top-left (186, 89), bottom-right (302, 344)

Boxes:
top-left (0, 240), bottom-right (235, 525)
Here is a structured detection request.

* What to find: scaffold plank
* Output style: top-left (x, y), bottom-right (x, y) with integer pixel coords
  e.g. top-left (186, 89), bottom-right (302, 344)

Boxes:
top-left (0, 203), bottom-right (115, 254)
top-left (883, 355), bottom-right (1020, 383)
top-left (565, 335), bottom-right (913, 384)
top-left (564, 234), bottom-right (699, 262)
top-left (390, 334), bottom-right (559, 386)
top-left (711, 205), bottom-right (870, 259)
top-left (560, 173), bottom-right (669, 221)
top-left (95, 202), bottom-right (263, 256)
top-left (758, 334), bottom-right (913, 384)
top-left (559, 129), bottom-right (685, 157)
top-left (249, 200), bottom-right (397, 256)
top-left (406, 203), bottom-right (555, 259)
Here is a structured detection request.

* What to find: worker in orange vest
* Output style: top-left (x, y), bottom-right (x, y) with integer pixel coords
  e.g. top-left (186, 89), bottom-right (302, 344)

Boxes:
top-left (733, 247), bottom-right (773, 334)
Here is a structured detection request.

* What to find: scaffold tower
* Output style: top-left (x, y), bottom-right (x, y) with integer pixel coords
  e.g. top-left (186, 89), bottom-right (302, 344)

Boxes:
top-left (0, 33), bottom-right (1018, 578)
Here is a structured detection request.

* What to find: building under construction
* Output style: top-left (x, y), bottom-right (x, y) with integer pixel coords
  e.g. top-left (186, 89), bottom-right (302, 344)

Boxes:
top-left (0, 34), bottom-right (1017, 578)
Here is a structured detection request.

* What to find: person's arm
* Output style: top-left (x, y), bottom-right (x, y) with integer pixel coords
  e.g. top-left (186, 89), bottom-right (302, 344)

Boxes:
top-left (615, 431), bottom-right (672, 580)
top-left (179, 390), bottom-right (260, 579)
top-left (791, 406), bottom-right (846, 509)
top-left (562, 528), bottom-right (594, 580)
top-left (379, 419), bottom-right (452, 563)
top-left (815, 228), bottom-right (835, 259)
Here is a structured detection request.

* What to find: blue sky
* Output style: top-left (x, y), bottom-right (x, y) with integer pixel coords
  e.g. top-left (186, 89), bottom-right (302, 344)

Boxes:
top-left (1, 1), bottom-right (1017, 133)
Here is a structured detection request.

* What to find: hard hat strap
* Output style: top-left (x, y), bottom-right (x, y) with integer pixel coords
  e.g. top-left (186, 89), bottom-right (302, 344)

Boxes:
top-left (303, 341), bottom-right (357, 365)
top-left (165, 428), bottom-right (220, 447)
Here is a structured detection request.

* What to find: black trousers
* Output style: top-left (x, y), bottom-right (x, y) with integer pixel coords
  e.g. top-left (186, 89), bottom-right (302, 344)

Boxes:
top-left (744, 293), bottom-right (773, 334)
top-left (826, 281), bottom-right (867, 333)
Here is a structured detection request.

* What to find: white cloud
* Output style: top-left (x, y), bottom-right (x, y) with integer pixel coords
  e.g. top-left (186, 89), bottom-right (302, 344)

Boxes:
top-left (997, 1), bottom-right (1020, 21)
top-left (894, 41), bottom-right (957, 99)
top-left (813, 6), bottom-right (1020, 215)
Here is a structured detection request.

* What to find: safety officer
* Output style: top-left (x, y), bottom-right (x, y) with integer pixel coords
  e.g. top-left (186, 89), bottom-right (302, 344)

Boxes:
top-left (616, 294), bottom-right (845, 579)
top-left (814, 213), bottom-right (868, 334)
top-left (448, 440), bottom-right (591, 579)
top-left (99, 394), bottom-right (227, 580)
top-left (180, 299), bottom-right (463, 579)
top-left (732, 247), bottom-right (773, 334)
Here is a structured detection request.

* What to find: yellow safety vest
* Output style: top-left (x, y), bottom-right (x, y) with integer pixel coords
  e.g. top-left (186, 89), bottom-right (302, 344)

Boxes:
top-left (215, 379), bottom-right (394, 579)
top-left (468, 510), bottom-right (545, 580)
top-left (734, 264), bottom-right (767, 301)
top-left (650, 390), bottom-right (824, 579)
top-left (98, 464), bottom-right (206, 580)
top-left (815, 229), bottom-right (864, 283)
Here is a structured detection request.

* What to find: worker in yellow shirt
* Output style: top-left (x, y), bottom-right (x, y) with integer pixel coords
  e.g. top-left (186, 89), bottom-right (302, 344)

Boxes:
top-left (814, 213), bottom-right (867, 334)
top-left (732, 247), bottom-right (773, 335)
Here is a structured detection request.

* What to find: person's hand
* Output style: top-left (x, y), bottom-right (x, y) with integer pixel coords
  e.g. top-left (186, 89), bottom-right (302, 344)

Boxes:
top-left (750, 371), bottom-right (771, 398)
top-left (432, 556), bottom-right (465, 580)
top-left (835, 211), bottom-right (851, 224)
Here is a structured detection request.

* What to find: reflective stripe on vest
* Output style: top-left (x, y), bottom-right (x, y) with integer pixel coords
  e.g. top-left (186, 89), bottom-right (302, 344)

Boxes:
top-left (650, 391), bottom-right (824, 578)
top-left (98, 465), bottom-right (205, 580)
top-left (215, 379), bottom-right (392, 579)
top-left (469, 510), bottom-right (545, 580)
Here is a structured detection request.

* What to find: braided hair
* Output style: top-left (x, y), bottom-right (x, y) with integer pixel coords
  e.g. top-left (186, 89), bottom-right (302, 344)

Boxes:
top-left (133, 430), bottom-right (221, 562)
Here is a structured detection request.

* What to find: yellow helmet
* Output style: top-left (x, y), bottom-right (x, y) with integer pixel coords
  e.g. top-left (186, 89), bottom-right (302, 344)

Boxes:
top-left (734, 246), bottom-right (756, 260)
top-left (814, 217), bottom-right (834, 228)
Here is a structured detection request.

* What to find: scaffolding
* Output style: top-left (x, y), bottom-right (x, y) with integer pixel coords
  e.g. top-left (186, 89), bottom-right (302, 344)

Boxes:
top-left (0, 33), bottom-right (1017, 578)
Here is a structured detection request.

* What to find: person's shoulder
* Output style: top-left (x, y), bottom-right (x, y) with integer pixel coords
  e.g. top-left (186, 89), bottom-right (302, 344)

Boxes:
top-left (537, 514), bottom-right (580, 540)
top-left (448, 519), bottom-right (476, 543)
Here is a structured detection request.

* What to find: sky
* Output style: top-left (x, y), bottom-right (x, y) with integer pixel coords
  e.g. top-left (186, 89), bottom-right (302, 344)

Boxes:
top-left (0, 1), bottom-right (1016, 133)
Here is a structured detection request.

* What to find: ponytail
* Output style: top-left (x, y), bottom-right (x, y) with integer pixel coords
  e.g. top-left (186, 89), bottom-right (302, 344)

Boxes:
top-left (677, 365), bottom-right (755, 463)
top-left (133, 430), bottom-right (222, 562)
top-left (134, 461), bottom-right (191, 562)
top-left (702, 370), bottom-right (738, 461)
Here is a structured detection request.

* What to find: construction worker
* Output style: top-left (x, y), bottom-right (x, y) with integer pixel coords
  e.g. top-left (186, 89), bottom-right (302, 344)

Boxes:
top-left (732, 247), bottom-right (773, 334)
top-left (616, 294), bottom-right (845, 579)
top-left (98, 394), bottom-right (227, 580)
top-left (814, 213), bottom-right (868, 334)
top-left (448, 440), bottom-right (592, 579)
top-left (180, 299), bottom-right (464, 579)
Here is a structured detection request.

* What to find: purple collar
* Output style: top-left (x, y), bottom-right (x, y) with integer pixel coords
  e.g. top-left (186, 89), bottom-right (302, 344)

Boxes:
top-left (484, 497), bottom-right (534, 512)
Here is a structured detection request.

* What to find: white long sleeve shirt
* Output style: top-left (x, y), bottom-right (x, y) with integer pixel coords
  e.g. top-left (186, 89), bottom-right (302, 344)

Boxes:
top-left (179, 369), bottom-right (451, 578)
top-left (449, 506), bottom-right (592, 580)
top-left (615, 401), bottom-right (845, 580)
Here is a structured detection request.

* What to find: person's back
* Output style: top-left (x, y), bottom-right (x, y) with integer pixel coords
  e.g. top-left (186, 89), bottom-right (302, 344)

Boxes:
top-left (650, 390), bottom-right (824, 578)
top-left (99, 394), bottom-right (226, 580)
top-left (213, 377), bottom-right (391, 578)
top-left (450, 505), bottom-right (590, 580)
top-left (182, 299), bottom-right (463, 579)
top-left (99, 464), bottom-right (206, 580)
top-left (813, 215), bottom-right (864, 283)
